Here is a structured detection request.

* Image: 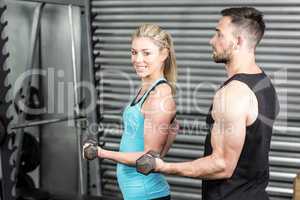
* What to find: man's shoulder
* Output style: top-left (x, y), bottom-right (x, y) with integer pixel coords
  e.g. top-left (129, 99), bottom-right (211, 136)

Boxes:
top-left (217, 80), bottom-right (253, 100)
top-left (212, 80), bottom-right (255, 121)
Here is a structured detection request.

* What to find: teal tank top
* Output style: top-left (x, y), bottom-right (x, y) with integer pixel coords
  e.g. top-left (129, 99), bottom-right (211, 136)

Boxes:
top-left (116, 78), bottom-right (170, 200)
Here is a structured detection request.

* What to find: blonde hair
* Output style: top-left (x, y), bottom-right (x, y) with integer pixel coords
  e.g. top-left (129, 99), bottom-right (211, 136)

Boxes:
top-left (132, 24), bottom-right (177, 95)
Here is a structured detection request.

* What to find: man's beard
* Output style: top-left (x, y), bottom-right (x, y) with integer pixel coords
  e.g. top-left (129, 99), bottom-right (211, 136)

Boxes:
top-left (212, 45), bottom-right (233, 64)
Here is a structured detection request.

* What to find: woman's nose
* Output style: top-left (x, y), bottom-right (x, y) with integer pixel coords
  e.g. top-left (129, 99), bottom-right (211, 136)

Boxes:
top-left (209, 37), bottom-right (214, 46)
top-left (134, 52), bottom-right (143, 63)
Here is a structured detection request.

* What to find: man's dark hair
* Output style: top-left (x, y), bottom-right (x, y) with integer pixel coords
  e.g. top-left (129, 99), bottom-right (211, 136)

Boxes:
top-left (221, 7), bottom-right (265, 48)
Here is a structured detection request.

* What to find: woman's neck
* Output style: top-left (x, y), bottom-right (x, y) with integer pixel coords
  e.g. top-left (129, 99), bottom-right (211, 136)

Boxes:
top-left (141, 73), bottom-right (164, 90)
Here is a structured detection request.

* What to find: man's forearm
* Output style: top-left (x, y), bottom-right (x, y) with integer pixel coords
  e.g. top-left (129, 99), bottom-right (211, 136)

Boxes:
top-left (160, 160), bottom-right (201, 178)
top-left (158, 155), bottom-right (230, 179)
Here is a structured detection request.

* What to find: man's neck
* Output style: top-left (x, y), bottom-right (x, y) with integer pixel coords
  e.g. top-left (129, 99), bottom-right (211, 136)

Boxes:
top-left (225, 53), bottom-right (261, 78)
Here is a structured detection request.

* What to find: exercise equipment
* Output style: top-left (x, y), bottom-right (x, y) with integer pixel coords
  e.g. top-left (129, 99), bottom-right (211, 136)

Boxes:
top-left (1, 0), bottom-right (103, 198)
top-left (16, 173), bottom-right (50, 200)
top-left (83, 134), bottom-right (98, 160)
top-left (11, 115), bottom-right (86, 130)
top-left (19, 132), bottom-right (41, 173)
top-left (136, 150), bottom-right (160, 175)
top-left (16, 173), bottom-right (35, 189)
top-left (0, 116), bottom-right (7, 145)
top-left (83, 144), bottom-right (98, 160)
top-left (14, 86), bottom-right (43, 121)
top-left (0, 4), bottom-right (17, 200)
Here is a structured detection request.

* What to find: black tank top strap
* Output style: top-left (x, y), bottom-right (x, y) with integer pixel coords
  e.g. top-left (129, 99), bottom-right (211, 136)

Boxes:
top-left (130, 88), bottom-right (143, 106)
top-left (222, 73), bottom-right (266, 90)
top-left (221, 73), bottom-right (240, 88)
top-left (140, 79), bottom-right (168, 107)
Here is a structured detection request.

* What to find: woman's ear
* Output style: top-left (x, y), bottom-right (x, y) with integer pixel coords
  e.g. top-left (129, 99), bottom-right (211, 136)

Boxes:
top-left (160, 48), bottom-right (169, 62)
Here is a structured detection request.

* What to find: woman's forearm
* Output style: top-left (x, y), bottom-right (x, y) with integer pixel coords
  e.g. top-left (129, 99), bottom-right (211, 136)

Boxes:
top-left (99, 148), bottom-right (145, 166)
top-left (160, 133), bottom-right (176, 157)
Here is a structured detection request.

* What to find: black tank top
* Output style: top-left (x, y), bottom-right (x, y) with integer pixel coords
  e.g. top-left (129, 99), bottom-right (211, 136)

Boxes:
top-left (203, 72), bottom-right (279, 200)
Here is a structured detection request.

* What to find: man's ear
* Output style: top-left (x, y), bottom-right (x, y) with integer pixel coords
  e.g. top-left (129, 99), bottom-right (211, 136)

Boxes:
top-left (235, 36), bottom-right (243, 50)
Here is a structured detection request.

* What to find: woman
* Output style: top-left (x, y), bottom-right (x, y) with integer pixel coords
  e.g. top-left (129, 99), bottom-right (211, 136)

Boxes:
top-left (85, 24), bottom-right (178, 200)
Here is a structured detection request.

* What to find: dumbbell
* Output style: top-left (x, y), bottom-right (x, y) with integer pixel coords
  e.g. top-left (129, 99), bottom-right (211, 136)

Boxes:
top-left (83, 144), bottom-right (98, 160)
top-left (82, 134), bottom-right (98, 160)
top-left (136, 150), bottom-right (160, 175)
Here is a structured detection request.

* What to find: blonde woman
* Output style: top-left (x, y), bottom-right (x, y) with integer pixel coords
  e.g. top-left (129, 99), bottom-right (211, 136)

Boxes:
top-left (84, 24), bottom-right (178, 200)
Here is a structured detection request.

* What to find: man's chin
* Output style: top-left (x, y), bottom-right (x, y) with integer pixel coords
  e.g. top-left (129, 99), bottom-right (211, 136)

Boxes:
top-left (214, 60), bottom-right (226, 63)
top-left (212, 56), bottom-right (227, 63)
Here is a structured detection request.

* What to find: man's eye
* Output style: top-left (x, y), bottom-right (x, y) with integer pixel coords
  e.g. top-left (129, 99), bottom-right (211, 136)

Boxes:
top-left (143, 52), bottom-right (151, 56)
top-left (131, 51), bottom-right (137, 55)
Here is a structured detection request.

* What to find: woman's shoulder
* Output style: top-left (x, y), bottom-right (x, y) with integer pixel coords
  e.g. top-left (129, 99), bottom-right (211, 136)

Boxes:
top-left (142, 82), bottom-right (175, 111)
top-left (149, 82), bottom-right (173, 99)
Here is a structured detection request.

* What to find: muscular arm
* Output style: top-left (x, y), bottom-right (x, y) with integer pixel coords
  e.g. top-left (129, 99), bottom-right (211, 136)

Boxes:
top-left (156, 81), bottom-right (255, 179)
top-left (97, 84), bottom-right (176, 166)
top-left (160, 119), bottom-right (179, 157)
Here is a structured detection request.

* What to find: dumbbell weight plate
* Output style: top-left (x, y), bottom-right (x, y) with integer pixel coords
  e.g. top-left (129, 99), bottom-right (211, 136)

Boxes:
top-left (19, 132), bottom-right (41, 173)
top-left (84, 144), bottom-right (98, 160)
top-left (0, 117), bottom-right (7, 145)
top-left (136, 151), bottom-right (159, 175)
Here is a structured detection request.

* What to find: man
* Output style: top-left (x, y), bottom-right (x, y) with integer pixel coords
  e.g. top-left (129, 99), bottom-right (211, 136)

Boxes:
top-left (154, 7), bottom-right (279, 200)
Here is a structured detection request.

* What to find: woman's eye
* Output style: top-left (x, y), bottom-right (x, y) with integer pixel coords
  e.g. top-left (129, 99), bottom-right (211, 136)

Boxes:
top-left (143, 52), bottom-right (151, 56)
top-left (131, 51), bottom-right (137, 55)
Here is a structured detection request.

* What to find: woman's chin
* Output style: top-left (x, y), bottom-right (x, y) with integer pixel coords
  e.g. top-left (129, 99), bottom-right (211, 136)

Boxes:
top-left (136, 72), bottom-right (147, 78)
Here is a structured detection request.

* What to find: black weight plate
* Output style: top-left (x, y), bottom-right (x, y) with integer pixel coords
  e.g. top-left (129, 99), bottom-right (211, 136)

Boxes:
top-left (0, 117), bottom-right (7, 145)
top-left (20, 132), bottom-right (41, 173)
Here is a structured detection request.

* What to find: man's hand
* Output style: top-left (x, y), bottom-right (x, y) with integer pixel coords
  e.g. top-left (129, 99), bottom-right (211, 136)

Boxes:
top-left (154, 157), bottom-right (165, 172)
